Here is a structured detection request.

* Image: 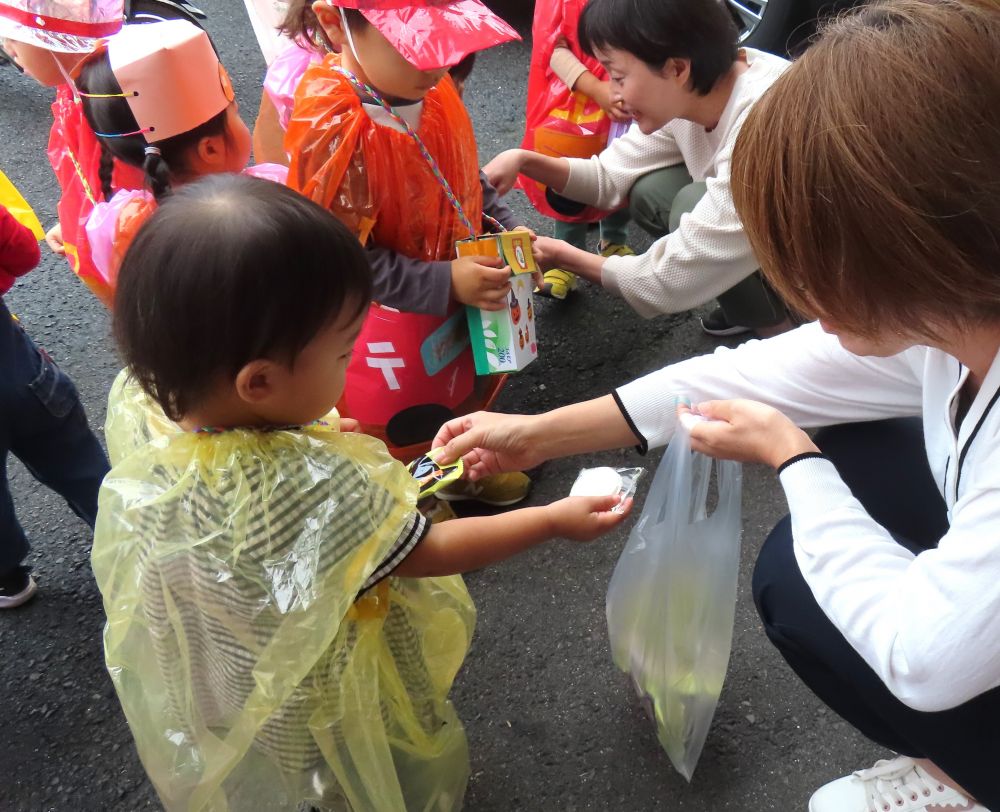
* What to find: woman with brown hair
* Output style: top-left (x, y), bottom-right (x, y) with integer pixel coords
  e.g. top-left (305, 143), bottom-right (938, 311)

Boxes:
top-left (431, 0), bottom-right (1000, 807)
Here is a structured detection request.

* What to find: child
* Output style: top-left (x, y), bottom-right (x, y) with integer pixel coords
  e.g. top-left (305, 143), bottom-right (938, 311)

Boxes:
top-left (77, 19), bottom-right (280, 295)
top-left (283, 0), bottom-right (534, 508)
top-left (520, 0), bottom-right (633, 300)
top-left (0, 0), bottom-right (146, 306)
top-left (0, 180), bottom-right (109, 608)
top-left (93, 174), bottom-right (629, 811)
top-left (484, 0), bottom-right (795, 337)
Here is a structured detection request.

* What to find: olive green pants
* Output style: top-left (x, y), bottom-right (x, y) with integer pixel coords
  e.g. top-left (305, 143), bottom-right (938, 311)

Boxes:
top-left (629, 164), bottom-right (787, 328)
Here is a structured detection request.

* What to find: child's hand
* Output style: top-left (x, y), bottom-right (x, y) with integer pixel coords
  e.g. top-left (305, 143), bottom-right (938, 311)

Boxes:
top-left (548, 495), bottom-right (632, 541)
top-left (45, 223), bottom-right (65, 255)
top-left (483, 150), bottom-right (524, 196)
top-left (451, 254), bottom-right (511, 310)
top-left (338, 417), bottom-right (362, 433)
top-left (591, 81), bottom-right (631, 123)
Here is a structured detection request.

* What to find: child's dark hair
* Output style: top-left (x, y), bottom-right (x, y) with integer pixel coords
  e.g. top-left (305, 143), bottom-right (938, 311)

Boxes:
top-left (448, 53), bottom-right (476, 85)
top-left (280, 0), bottom-right (367, 53)
top-left (114, 174), bottom-right (373, 421)
top-left (76, 48), bottom-right (229, 201)
top-left (579, 0), bottom-right (739, 95)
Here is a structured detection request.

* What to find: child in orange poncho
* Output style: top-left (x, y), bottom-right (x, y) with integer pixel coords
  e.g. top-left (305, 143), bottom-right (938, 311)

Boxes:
top-left (284, 0), bottom-right (536, 507)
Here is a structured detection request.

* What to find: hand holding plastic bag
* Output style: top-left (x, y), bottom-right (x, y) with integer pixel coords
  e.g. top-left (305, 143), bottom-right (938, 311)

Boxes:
top-left (606, 424), bottom-right (742, 780)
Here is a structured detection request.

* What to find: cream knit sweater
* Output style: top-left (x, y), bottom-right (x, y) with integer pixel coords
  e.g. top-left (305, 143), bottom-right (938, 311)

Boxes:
top-left (561, 48), bottom-right (789, 318)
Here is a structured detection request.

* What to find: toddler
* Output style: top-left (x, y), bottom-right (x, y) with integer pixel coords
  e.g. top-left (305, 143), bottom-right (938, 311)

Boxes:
top-left (77, 19), bottom-right (282, 294)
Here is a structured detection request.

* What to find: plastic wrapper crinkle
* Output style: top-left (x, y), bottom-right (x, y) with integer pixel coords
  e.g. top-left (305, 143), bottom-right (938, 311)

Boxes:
top-left (606, 425), bottom-right (742, 780)
top-left (93, 372), bottom-right (476, 811)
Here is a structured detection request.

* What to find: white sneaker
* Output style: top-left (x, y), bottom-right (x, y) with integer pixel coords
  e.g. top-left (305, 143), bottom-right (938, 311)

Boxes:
top-left (809, 756), bottom-right (988, 812)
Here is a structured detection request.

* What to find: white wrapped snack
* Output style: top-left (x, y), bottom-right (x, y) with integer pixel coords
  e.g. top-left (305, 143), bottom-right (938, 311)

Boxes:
top-left (570, 466), bottom-right (644, 513)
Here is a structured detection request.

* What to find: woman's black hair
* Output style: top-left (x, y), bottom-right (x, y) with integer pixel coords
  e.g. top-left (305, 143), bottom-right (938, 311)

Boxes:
top-left (77, 47), bottom-right (230, 201)
top-left (114, 174), bottom-right (373, 421)
top-left (578, 0), bottom-right (739, 95)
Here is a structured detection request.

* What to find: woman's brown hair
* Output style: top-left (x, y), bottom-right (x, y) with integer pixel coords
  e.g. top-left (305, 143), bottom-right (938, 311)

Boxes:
top-left (731, 0), bottom-right (1000, 339)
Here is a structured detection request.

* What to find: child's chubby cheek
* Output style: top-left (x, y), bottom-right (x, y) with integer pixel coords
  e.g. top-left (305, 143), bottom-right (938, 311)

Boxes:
top-left (4, 39), bottom-right (78, 87)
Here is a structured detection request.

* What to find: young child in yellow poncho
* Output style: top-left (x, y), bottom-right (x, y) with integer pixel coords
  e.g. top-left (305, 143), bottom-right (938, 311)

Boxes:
top-left (92, 174), bottom-right (630, 811)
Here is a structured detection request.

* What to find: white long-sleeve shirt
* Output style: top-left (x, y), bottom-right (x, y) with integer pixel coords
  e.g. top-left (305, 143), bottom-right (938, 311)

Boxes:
top-left (561, 49), bottom-right (789, 319)
top-left (614, 322), bottom-right (1000, 712)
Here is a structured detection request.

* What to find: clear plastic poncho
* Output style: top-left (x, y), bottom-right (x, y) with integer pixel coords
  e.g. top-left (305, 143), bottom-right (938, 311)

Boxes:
top-left (93, 373), bottom-right (476, 811)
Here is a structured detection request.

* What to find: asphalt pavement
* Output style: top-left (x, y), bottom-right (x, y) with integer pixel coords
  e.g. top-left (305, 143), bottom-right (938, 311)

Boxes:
top-left (0, 4), bottom-right (880, 809)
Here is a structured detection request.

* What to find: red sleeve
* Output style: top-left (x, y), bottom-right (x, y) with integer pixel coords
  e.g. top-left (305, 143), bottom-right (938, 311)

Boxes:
top-left (0, 206), bottom-right (41, 286)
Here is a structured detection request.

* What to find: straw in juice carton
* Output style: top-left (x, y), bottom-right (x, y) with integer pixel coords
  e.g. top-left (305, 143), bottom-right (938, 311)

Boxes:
top-left (456, 232), bottom-right (539, 375)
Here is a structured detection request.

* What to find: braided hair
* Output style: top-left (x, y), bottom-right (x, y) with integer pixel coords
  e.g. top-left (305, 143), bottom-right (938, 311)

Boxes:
top-left (77, 48), bottom-right (229, 201)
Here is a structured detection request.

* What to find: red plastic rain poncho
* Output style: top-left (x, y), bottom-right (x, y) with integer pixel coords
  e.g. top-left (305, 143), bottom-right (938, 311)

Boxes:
top-left (519, 0), bottom-right (614, 223)
top-left (48, 83), bottom-right (145, 306)
top-left (286, 55), bottom-right (503, 461)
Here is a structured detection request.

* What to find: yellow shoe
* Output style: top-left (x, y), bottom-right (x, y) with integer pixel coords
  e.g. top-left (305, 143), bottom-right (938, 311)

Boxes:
top-left (600, 242), bottom-right (635, 258)
top-left (536, 268), bottom-right (577, 300)
top-left (421, 498), bottom-right (459, 524)
top-left (436, 472), bottom-right (531, 507)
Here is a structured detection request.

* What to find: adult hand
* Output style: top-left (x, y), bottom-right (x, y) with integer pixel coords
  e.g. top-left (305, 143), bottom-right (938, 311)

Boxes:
top-left (45, 222), bottom-right (65, 255)
top-left (450, 255), bottom-right (510, 310)
top-left (681, 400), bottom-right (818, 469)
top-left (547, 495), bottom-right (633, 541)
top-left (483, 149), bottom-right (524, 196)
top-left (530, 235), bottom-right (564, 272)
top-left (433, 411), bottom-right (547, 480)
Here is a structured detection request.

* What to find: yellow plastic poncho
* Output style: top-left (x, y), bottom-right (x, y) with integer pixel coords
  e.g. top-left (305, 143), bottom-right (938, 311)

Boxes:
top-left (93, 373), bottom-right (476, 811)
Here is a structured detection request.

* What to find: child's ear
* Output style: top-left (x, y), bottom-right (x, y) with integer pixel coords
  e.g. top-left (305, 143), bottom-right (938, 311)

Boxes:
top-left (311, 0), bottom-right (349, 47)
top-left (194, 133), bottom-right (229, 170)
top-left (234, 360), bottom-right (279, 405)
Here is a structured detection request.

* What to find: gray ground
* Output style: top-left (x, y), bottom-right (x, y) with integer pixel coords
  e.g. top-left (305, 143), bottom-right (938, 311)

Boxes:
top-left (0, 4), bottom-right (880, 809)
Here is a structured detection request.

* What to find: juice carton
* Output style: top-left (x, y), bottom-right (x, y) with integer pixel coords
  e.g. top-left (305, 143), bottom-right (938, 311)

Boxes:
top-left (455, 231), bottom-right (539, 375)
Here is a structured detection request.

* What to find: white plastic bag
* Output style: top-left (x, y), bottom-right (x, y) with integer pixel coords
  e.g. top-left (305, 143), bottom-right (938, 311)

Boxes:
top-left (606, 425), bottom-right (742, 780)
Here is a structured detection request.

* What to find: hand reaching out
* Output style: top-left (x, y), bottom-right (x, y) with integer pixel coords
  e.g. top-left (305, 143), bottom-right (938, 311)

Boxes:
top-left (548, 494), bottom-right (633, 541)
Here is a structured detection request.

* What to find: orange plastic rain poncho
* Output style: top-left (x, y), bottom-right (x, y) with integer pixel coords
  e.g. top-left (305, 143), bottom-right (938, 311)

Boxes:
top-left (48, 83), bottom-right (145, 306)
top-left (94, 372), bottom-right (477, 811)
top-left (286, 55), bottom-right (502, 461)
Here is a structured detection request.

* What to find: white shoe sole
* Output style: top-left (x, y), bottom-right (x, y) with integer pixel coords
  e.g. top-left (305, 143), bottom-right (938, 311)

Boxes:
top-left (700, 320), bottom-right (752, 337)
top-left (0, 575), bottom-right (37, 608)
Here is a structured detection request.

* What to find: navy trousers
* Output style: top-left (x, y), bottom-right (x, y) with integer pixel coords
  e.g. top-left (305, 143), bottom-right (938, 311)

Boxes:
top-left (753, 419), bottom-right (1000, 807)
top-left (0, 300), bottom-right (109, 576)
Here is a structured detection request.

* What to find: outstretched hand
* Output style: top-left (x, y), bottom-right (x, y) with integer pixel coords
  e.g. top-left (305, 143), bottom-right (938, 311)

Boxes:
top-left (432, 411), bottom-right (546, 480)
top-left (548, 494), bottom-right (633, 541)
top-left (483, 149), bottom-right (523, 196)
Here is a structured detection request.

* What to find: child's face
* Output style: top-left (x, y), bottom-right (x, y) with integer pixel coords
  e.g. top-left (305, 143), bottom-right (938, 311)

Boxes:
top-left (222, 103), bottom-right (253, 174)
top-left (2, 39), bottom-right (81, 86)
top-left (314, 3), bottom-right (449, 101)
top-left (595, 46), bottom-right (691, 135)
top-left (250, 305), bottom-right (366, 426)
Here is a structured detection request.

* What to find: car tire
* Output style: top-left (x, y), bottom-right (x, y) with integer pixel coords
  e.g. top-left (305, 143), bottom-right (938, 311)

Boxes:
top-left (726, 0), bottom-right (797, 55)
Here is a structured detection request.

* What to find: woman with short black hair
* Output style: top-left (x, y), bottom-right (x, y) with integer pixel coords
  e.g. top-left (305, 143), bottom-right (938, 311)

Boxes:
top-left (485, 0), bottom-right (795, 337)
